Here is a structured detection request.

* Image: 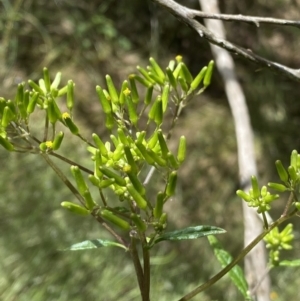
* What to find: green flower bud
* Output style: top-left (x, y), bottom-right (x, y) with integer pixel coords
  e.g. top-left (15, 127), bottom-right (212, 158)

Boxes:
top-left (168, 60), bottom-right (176, 71)
top-left (180, 62), bottom-right (193, 84)
top-left (96, 85), bottom-right (112, 114)
top-left (178, 76), bottom-right (189, 92)
top-left (135, 142), bottom-right (155, 165)
top-left (124, 146), bottom-right (138, 174)
top-left (281, 223), bottom-right (293, 236)
top-left (62, 112), bottom-right (79, 135)
top-left (297, 154), bottom-right (300, 169)
top-left (43, 67), bottom-right (51, 92)
top-left (52, 131), bottom-right (64, 150)
top-left (154, 97), bottom-right (163, 126)
top-left (125, 173), bottom-right (145, 196)
top-left (159, 212), bottom-right (168, 226)
top-left (0, 136), bottom-right (14, 151)
top-left (112, 143), bottom-right (124, 161)
top-left (105, 113), bottom-right (115, 130)
top-left (119, 80), bottom-right (129, 105)
top-left (88, 175), bottom-right (101, 187)
top-left (161, 84), bottom-right (170, 113)
top-left (172, 62), bottom-right (182, 79)
top-left (50, 72), bottom-right (62, 90)
top-left (128, 75), bottom-right (140, 103)
top-left (47, 98), bottom-right (59, 124)
top-left (124, 91), bottom-right (138, 126)
top-left (39, 142), bottom-right (48, 152)
top-left (236, 190), bottom-right (252, 202)
top-left (61, 201), bottom-right (90, 216)
top-left (28, 79), bottom-right (44, 95)
top-left (136, 65), bottom-right (156, 85)
top-left (105, 75), bottom-right (119, 104)
top-left (136, 131), bottom-right (146, 144)
top-left (166, 67), bottom-right (177, 89)
top-left (100, 209), bottom-right (130, 230)
top-left (146, 148), bottom-right (167, 167)
top-left (149, 57), bottom-right (165, 82)
top-left (67, 80), bottom-right (75, 110)
top-left (147, 132), bottom-right (158, 150)
top-left (268, 182), bottom-right (287, 192)
top-left (166, 171), bottom-right (177, 197)
top-left (189, 66), bottom-right (207, 92)
top-left (110, 134), bottom-right (119, 148)
top-left (144, 85), bottom-right (154, 105)
top-left (71, 165), bottom-right (88, 195)
top-left (1, 106), bottom-right (16, 127)
top-left (148, 96), bottom-right (159, 122)
top-left (83, 190), bottom-right (97, 210)
top-left (126, 184), bottom-right (148, 209)
top-left (98, 179), bottom-right (115, 188)
top-left (157, 130), bottom-right (169, 159)
top-left (251, 176), bottom-right (260, 199)
top-left (15, 83), bottom-right (24, 107)
top-left (295, 202), bottom-right (300, 210)
top-left (6, 100), bottom-right (17, 115)
top-left (288, 166), bottom-right (298, 182)
top-left (92, 133), bottom-right (108, 156)
top-left (99, 166), bottom-right (126, 186)
top-left (177, 136), bottom-right (187, 163)
top-left (275, 160), bottom-right (289, 183)
top-left (203, 60), bottom-right (214, 87)
top-left (147, 71), bottom-right (164, 86)
top-left (290, 150), bottom-right (298, 169)
top-left (23, 91), bottom-right (30, 111)
top-left (153, 191), bottom-right (164, 219)
top-left (167, 152), bottom-right (179, 169)
top-left (58, 85), bottom-right (68, 97)
top-left (261, 186), bottom-right (268, 197)
top-left (130, 214), bottom-right (147, 232)
top-left (39, 79), bottom-right (47, 94)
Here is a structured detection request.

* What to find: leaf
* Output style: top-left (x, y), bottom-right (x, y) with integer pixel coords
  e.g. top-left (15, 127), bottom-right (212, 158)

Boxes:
top-left (152, 225), bottom-right (226, 246)
top-left (61, 239), bottom-right (127, 251)
top-left (279, 259), bottom-right (300, 267)
top-left (208, 235), bottom-right (251, 300)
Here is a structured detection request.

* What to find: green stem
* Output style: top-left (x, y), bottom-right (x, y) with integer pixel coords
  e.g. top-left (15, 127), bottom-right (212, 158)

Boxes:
top-left (142, 238), bottom-right (151, 301)
top-left (50, 152), bottom-right (93, 175)
top-left (130, 237), bottom-right (145, 299)
top-left (178, 209), bottom-right (297, 301)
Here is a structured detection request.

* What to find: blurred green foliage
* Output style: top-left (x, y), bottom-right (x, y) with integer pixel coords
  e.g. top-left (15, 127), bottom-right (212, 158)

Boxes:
top-left (1, 0), bottom-right (300, 300)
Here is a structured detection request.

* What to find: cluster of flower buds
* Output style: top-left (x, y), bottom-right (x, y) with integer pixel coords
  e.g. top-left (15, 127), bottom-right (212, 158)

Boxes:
top-left (0, 57), bottom-right (214, 241)
top-left (237, 176), bottom-right (279, 213)
top-left (264, 223), bottom-right (294, 265)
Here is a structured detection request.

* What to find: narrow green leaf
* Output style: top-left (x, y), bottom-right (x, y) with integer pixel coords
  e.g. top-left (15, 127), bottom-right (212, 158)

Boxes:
top-left (208, 235), bottom-right (250, 299)
top-left (62, 239), bottom-right (127, 251)
top-left (153, 225), bottom-right (226, 245)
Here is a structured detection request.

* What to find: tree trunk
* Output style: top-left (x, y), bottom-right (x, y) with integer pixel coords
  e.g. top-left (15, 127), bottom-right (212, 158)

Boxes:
top-left (198, 1), bottom-right (270, 300)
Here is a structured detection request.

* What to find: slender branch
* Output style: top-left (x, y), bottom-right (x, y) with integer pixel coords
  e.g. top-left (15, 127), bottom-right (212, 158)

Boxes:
top-left (187, 9), bottom-right (300, 29)
top-left (41, 153), bottom-right (85, 205)
top-left (49, 152), bottom-right (94, 175)
top-left (130, 237), bottom-right (145, 299)
top-left (94, 214), bottom-right (127, 246)
top-left (142, 237), bottom-right (151, 301)
top-left (152, 0), bottom-right (300, 82)
top-left (178, 209), bottom-right (297, 301)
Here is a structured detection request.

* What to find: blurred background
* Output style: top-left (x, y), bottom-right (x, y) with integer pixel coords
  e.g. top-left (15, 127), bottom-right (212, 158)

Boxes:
top-left (1, 0), bottom-right (300, 300)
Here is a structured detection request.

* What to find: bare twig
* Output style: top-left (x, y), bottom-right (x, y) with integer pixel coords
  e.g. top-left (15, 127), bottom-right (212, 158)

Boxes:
top-left (152, 0), bottom-right (300, 82)
top-left (187, 9), bottom-right (300, 29)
